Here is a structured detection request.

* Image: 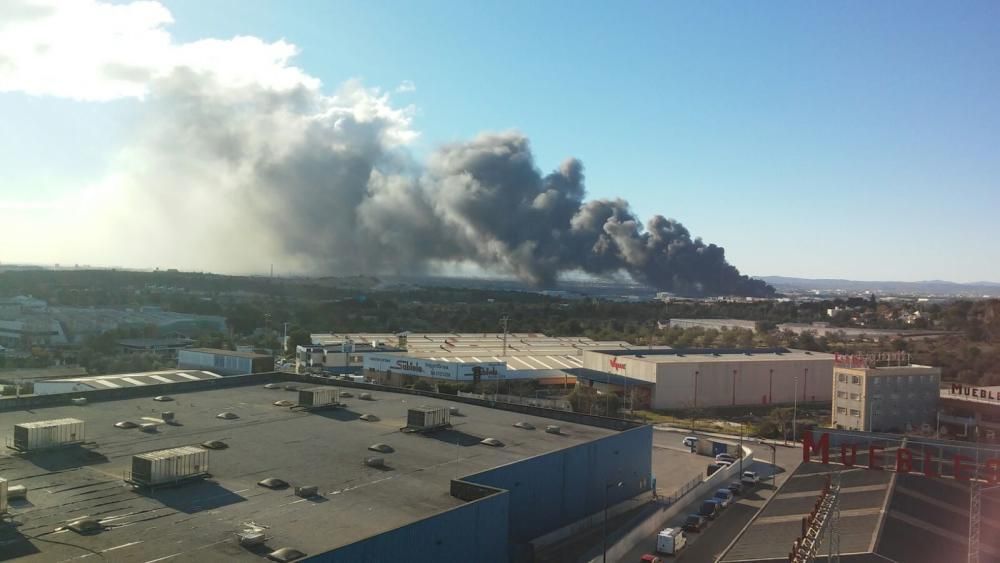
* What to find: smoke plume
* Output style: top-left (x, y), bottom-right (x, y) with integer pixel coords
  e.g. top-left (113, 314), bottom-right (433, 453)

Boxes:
top-left (0, 0), bottom-right (773, 297)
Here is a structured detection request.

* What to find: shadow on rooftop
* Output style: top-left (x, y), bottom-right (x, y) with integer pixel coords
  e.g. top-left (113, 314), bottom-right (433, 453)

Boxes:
top-left (310, 408), bottom-right (362, 422)
top-left (418, 428), bottom-right (483, 447)
top-left (0, 523), bottom-right (41, 561)
top-left (142, 479), bottom-right (246, 514)
top-left (19, 446), bottom-right (109, 472)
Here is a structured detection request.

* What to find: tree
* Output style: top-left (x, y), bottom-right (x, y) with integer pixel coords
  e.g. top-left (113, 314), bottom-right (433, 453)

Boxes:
top-left (285, 328), bottom-right (311, 356)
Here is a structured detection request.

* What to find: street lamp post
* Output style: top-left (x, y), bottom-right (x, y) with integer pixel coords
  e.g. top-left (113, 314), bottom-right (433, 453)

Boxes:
top-left (757, 439), bottom-right (777, 486)
top-left (603, 481), bottom-right (623, 563)
top-left (792, 372), bottom-right (799, 443)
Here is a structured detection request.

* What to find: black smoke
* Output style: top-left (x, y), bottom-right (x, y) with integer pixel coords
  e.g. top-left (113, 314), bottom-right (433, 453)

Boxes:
top-left (113, 74), bottom-right (773, 297)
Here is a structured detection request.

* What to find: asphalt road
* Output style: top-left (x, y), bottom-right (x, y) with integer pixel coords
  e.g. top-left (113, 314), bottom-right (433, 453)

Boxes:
top-left (621, 428), bottom-right (803, 562)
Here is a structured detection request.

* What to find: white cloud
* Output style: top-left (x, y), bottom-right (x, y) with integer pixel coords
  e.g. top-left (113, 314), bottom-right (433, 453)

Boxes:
top-left (395, 80), bottom-right (416, 93)
top-left (0, 0), bottom-right (318, 101)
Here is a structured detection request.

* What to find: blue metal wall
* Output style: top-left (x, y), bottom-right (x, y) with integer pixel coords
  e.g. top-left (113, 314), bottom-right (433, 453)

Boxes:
top-left (462, 425), bottom-right (653, 548)
top-left (304, 489), bottom-right (509, 563)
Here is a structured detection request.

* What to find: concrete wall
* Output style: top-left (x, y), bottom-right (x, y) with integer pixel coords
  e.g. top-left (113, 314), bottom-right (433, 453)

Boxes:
top-left (653, 357), bottom-right (833, 409)
top-left (591, 444), bottom-right (751, 563)
top-left (460, 425), bottom-right (653, 558)
top-left (305, 483), bottom-right (509, 563)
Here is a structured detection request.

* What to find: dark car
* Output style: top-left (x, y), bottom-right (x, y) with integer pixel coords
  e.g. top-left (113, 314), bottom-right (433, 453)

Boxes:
top-left (727, 481), bottom-right (744, 495)
top-left (699, 499), bottom-right (721, 520)
top-left (682, 513), bottom-right (706, 532)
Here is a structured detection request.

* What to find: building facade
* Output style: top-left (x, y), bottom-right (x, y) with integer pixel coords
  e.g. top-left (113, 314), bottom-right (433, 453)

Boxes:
top-left (177, 348), bottom-right (273, 375)
top-left (831, 362), bottom-right (941, 432)
top-left (580, 347), bottom-right (835, 409)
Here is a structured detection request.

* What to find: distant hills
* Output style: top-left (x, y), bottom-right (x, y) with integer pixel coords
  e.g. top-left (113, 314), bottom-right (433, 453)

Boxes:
top-left (761, 276), bottom-right (1000, 297)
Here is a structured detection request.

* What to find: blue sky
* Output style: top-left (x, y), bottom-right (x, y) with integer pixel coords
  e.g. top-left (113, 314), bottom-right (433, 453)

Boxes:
top-left (2, 0), bottom-right (999, 281)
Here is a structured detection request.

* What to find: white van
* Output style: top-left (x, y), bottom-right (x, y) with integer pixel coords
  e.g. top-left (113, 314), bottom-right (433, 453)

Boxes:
top-left (656, 527), bottom-right (687, 555)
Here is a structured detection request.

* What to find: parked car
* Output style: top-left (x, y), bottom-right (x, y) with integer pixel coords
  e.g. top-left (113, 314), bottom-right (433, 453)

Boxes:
top-left (713, 488), bottom-right (734, 508)
top-left (715, 453), bottom-right (737, 463)
top-left (714, 459), bottom-right (733, 467)
top-left (640, 555), bottom-right (664, 563)
top-left (682, 513), bottom-right (706, 532)
top-left (682, 436), bottom-right (698, 448)
top-left (741, 471), bottom-right (761, 485)
top-left (727, 481), bottom-right (744, 495)
top-left (699, 499), bottom-right (722, 520)
top-left (656, 527), bottom-right (687, 555)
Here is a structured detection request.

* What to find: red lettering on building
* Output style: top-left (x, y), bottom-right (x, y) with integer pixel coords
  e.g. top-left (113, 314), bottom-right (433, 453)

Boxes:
top-left (609, 358), bottom-right (627, 371)
top-left (896, 448), bottom-right (913, 474)
top-left (924, 446), bottom-right (939, 478)
top-left (869, 445), bottom-right (884, 470)
top-left (986, 459), bottom-right (1000, 485)
top-left (802, 431), bottom-right (830, 464)
top-left (953, 455), bottom-right (972, 481)
top-left (841, 444), bottom-right (857, 467)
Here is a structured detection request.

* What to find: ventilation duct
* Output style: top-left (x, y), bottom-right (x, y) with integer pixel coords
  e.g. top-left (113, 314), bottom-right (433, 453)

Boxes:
top-left (545, 425), bottom-right (562, 435)
top-left (359, 414), bottom-right (379, 422)
top-left (359, 393), bottom-right (374, 400)
top-left (267, 547), bottom-right (306, 562)
top-left (514, 422), bottom-right (535, 430)
top-left (365, 456), bottom-right (386, 468)
top-left (67, 518), bottom-right (103, 534)
top-left (480, 438), bottom-right (504, 447)
top-left (368, 443), bottom-right (394, 453)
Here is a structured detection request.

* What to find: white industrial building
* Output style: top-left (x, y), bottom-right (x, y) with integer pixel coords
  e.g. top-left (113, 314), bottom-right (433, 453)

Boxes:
top-left (578, 347), bottom-right (835, 409)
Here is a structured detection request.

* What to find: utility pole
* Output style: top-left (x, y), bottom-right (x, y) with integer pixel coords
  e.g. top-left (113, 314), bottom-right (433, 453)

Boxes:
top-left (792, 372), bottom-right (799, 443)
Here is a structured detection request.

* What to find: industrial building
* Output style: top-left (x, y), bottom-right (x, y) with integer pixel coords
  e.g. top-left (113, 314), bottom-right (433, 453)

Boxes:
top-left (0, 372), bottom-right (651, 562)
top-left (178, 347), bottom-right (273, 375)
top-left (310, 332), bottom-right (642, 385)
top-left (576, 347), bottom-right (835, 409)
top-left (830, 356), bottom-right (941, 432)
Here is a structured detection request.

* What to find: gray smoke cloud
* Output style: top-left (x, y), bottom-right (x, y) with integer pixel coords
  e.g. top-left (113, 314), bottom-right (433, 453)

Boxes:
top-left (0, 0), bottom-right (773, 296)
top-left (97, 70), bottom-right (773, 296)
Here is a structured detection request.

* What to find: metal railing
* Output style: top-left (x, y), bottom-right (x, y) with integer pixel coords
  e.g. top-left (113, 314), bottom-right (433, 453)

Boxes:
top-left (658, 474), bottom-right (703, 506)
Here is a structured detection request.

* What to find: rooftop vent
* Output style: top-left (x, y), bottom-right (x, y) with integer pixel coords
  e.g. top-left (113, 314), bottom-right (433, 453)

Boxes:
top-left (216, 412), bottom-right (239, 420)
top-left (257, 477), bottom-right (289, 490)
top-left (153, 396), bottom-right (173, 402)
top-left (359, 392), bottom-right (374, 400)
top-left (283, 385), bottom-right (300, 391)
top-left (114, 421), bottom-right (138, 429)
top-left (267, 547), bottom-right (306, 562)
top-left (273, 400), bottom-right (294, 407)
top-left (71, 397), bottom-right (88, 406)
top-left (339, 391), bottom-right (353, 398)
top-left (480, 438), bottom-right (504, 447)
top-left (161, 411), bottom-right (176, 424)
top-left (67, 518), bottom-right (103, 534)
top-left (365, 456), bottom-right (386, 468)
top-left (514, 422), bottom-right (535, 430)
top-left (368, 443), bottom-right (394, 454)
top-left (359, 414), bottom-right (379, 422)
top-left (449, 406), bottom-right (461, 416)
top-left (7, 484), bottom-right (27, 500)
top-left (294, 485), bottom-right (318, 498)
top-left (545, 425), bottom-right (562, 435)
top-left (139, 422), bottom-right (158, 433)
top-left (202, 440), bottom-right (228, 450)
top-left (264, 383), bottom-right (281, 389)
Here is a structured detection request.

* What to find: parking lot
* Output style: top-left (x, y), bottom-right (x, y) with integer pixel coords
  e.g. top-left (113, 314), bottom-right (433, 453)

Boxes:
top-left (622, 429), bottom-right (802, 562)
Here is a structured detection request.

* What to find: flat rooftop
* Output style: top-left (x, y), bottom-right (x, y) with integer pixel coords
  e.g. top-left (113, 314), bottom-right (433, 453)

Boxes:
top-left (721, 462), bottom-right (892, 562)
top-left (0, 383), bottom-right (615, 562)
top-left (184, 348), bottom-right (271, 359)
top-left (589, 347), bottom-right (834, 363)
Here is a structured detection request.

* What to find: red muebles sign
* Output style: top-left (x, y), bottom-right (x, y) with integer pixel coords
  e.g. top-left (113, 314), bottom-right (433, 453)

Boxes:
top-left (802, 430), bottom-right (1000, 483)
top-left (609, 358), bottom-right (627, 371)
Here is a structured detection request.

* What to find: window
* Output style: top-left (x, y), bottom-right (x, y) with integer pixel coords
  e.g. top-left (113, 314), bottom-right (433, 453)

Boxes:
top-left (873, 377), bottom-right (881, 385)
top-left (837, 391), bottom-right (848, 399)
top-left (838, 373), bottom-right (846, 382)
top-left (850, 409), bottom-right (861, 417)
top-left (837, 407), bottom-right (847, 415)
top-left (909, 375), bottom-right (916, 383)
top-left (871, 394), bottom-right (882, 401)
top-left (851, 376), bottom-right (861, 384)
top-left (850, 393), bottom-right (860, 401)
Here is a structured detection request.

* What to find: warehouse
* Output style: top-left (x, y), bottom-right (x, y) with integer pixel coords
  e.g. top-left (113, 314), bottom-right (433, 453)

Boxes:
top-left (0, 373), bottom-right (651, 563)
top-left (177, 347), bottom-right (273, 375)
top-left (577, 347), bottom-right (835, 409)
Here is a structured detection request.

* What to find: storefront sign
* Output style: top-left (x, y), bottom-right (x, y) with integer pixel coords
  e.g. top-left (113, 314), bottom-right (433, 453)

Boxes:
top-left (803, 430), bottom-right (1000, 483)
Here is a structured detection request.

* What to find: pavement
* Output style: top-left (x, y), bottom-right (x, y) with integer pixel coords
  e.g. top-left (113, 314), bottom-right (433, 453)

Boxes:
top-left (620, 428), bottom-right (803, 562)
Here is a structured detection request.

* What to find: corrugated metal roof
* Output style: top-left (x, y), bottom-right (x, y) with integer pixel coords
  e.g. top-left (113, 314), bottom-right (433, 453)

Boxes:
top-left (16, 417), bottom-right (84, 428)
top-left (135, 445), bottom-right (206, 461)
